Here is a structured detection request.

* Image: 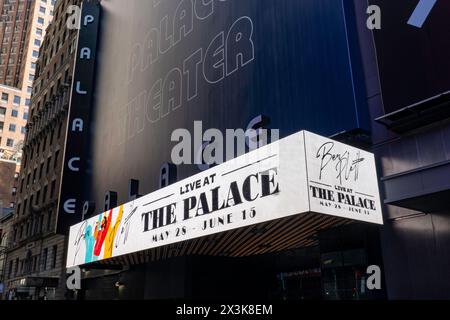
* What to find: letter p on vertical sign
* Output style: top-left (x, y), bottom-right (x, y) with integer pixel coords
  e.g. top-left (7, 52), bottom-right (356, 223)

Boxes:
top-left (84, 15), bottom-right (94, 26)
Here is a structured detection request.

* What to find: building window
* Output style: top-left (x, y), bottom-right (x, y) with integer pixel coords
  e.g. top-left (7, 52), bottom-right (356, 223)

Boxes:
top-left (0, 107), bottom-right (6, 116)
top-left (22, 198), bottom-right (27, 215)
top-left (39, 163), bottom-right (44, 179)
top-left (20, 260), bottom-right (25, 275)
top-left (6, 138), bottom-right (14, 147)
top-left (46, 156), bottom-right (52, 174)
top-left (1, 92), bottom-right (8, 101)
top-left (54, 150), bottom-right (60, 169)
top-left (38, 17), bottom-right (44, 25)
top-left (58, 122), bottom-right (63, 138)
top-left (43, 185), bottom-right (48, 203)
top-left (33, 50), bottom-right (39, 57)
top-left (29, 196), bottom-right (34, 212)
top-left (8, 260), bottom-right (13, 278)
top-left (31, 218), bottom-right (37, 236)
top-left (36, 28), bottom-right (43, 36)
top-left (51, 245), bottom-right (57, 269)
top-left (47, 209), bottom-right (53, 231)
top-left (9, 124), bottom-right (16, 132)
top-left (33, 256), bottom-right (38, 272)
top-left (64, 69), bottom-right (69, 83)
top-left (15, 258), bottom-right (19, 276)
top-left (34, 39), bottom-right (41, 46)
top-left (50, 180), bottom-right (56, 198)
top-left (13, 95), bottom-right (20, 104)
top-left (39, 214), bottom-right (44, 233)
top-left (39, 6), bottom-right (46, 14)
top-left (26, 221), bottom-right (30, 238)
top-left (11, 109), bottom-right (18, 117)
top-left (42, 248), bottom-right (48, 271)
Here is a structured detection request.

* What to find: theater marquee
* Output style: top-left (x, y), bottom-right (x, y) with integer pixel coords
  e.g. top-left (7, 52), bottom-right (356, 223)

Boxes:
top-left (66, 131), bottom-right (383, 268)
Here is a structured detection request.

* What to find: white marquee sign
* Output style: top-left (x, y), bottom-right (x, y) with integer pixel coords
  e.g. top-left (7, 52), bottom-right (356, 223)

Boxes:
top-left (66, 130), bottom-right (383, 268)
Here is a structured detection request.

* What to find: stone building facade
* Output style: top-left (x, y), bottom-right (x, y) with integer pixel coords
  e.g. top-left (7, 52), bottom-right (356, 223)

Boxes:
top-left (3, 0), bottom-right (80, 300)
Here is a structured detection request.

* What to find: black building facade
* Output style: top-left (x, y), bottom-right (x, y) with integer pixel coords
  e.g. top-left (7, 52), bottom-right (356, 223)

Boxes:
top-left (59, 0), bottom-right (449, 300)
top-left (367, 0), bottom-right (450, 299)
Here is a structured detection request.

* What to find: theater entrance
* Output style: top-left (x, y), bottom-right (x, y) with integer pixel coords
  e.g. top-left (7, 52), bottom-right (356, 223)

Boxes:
top-left (74, 222), bottom-right (385, 300)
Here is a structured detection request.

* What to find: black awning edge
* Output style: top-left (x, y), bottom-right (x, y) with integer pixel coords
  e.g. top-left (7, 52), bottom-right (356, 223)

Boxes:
top-left (376, 90), bottom-right (450, 133)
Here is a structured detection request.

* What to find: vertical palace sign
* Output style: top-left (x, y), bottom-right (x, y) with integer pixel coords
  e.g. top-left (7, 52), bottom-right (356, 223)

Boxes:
top-left (56, 1), bottom-right (100, 233)
top-left (66, 130), bottom-right (383, 268)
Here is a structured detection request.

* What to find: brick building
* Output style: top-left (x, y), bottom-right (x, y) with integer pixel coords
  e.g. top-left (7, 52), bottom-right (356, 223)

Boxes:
top-left (3, 0), bottom-right (79, 300)
top-left (0, 0), bottom-right (33, 88)
top-left (0, 0), bottom-right (54, 157)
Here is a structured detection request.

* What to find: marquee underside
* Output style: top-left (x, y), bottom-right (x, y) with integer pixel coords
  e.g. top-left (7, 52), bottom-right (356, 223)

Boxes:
top-left (85, 212), bottom-right (353, 267)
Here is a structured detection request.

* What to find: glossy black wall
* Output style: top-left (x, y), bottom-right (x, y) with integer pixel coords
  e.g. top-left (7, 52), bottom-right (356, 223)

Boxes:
top-left (351, 0), bottom-right (450, 299)
top-left (369, 0), bottom-right (450, 113)
top-left (86, 0), bottom-right (369, 209)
